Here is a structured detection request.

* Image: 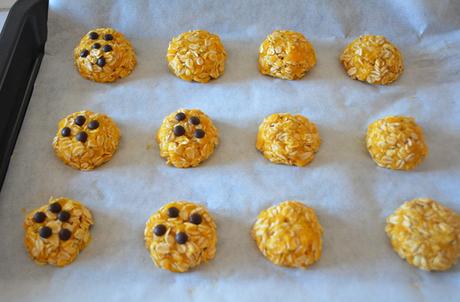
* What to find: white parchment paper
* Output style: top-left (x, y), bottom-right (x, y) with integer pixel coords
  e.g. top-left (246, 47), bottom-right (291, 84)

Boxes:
top-left (1, 0), bottom-right (460, 301)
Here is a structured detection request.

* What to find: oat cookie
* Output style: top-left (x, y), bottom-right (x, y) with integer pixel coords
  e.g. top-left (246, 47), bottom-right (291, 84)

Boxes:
top-left (74, 28), bottom-right (136, 83)
top-left (386, 198), bottom-right (460, 271)
top-left (256, 113), bottom-right (320, 166)
top-left (166, 30), bottom-right (227, 83)
top-left (258, 30), bottom-right (316, 80)
top-left (144, 201), bottom-right (217, 272)
top-left (366, 116), bottom-right (428, 170)
top-left (157, 109), bottom-right (219, 168)
top-left (252, 201), bottom-right (323, 268)
top-left (52, 110), bottom-right (120, 170)
top-left (24, 197), bottom-right (93, 267)
top-left (340, 34), bottom-right (403, 85)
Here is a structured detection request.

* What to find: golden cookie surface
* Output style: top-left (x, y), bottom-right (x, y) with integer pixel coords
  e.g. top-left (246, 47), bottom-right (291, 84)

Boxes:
top-left (340, 34), bottom-right (403, 85)
top-left (144, 201), bottom-right (217, 272)
top-left (157, 109), bottom-right (219, 168)
top-left (252, 201), bottom-right (323, 268)
top-left (74, 27), bottom-right (136, 83)
top-left (258, 30), bottom-right (316, 80)
top-left (166, 30), bottom-right (227, 83)
top-left (52, 110), bottom-right (120, 171)
top-left (23, 197), bottom-right (93, 267)
top-left (386, 198), bottom-right (460, 271)
top-left (256, 113), bottom-right (320, 166)
top-left (366, 116), bottom-right (428, 170)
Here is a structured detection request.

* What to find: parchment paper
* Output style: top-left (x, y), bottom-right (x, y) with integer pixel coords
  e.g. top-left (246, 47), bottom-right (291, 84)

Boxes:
top-left (1, 0), bottom-right (460, 301)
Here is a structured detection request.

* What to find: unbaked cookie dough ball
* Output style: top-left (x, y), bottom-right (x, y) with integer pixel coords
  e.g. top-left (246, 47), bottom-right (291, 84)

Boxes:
top-left (52, 110), bottom-right (120, 171)
top-left (157, 109), bottom-right (219, 168)
top-left (23, 197), bottom-right (94, 267)
top-left (252, 201), bottom-right (323, 268)
top-left (256, 113), bottom-right (320, 166)
top-left (386, 198), bottom-right (460, 271)
top-left (258, 30), bottom-right (316, 80)
top-left (144, 201), bottom-right (217, 272)
top-left (340, 34), bottom-right (403, 85)
top-left (166, 30), bottom-right (227, 83)
top-left (74, 28), bottom-right (136, 83)
top-left (366, 116), bottom-right (428, 170)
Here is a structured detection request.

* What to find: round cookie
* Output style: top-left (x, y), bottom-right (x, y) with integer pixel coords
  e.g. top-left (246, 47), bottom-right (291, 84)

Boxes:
top-left (386, 198), bottom-right (460, 271)
top-left (258, 30), bottom-right (316, 80)
top-left (52, 110), bottom-right (120, 171)
top-left (157, 109), bottom-right (219, 168)
top-left (144, 201), bottom-right (217, 272)
top-left (74, 27), bottom-right (136, 83)
top-left (252, 201), bottom-right (323, 268)
top-left (23, 197), bottom-right (94, 267)
top-left (340, 34), bottom-right (403, 85)
top-left (166, 30), bottom-right (227, 83)
top-left (366, 116), bottom-right (428, 170)
top-left (256, 113), bottom-right (320, 166)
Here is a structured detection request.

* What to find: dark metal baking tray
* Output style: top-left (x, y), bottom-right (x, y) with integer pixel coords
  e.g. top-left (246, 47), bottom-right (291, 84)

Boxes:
top-left (0, 0), bottom-right (48, 190)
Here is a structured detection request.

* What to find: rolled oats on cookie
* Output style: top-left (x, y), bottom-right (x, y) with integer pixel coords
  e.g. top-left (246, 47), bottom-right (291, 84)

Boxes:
top-left (52, 110), bottom-right (120, 170)
top-left (144, 201), bottom-right (217, 272)
top-left (74, 28), bottom-right (136, 83)
top-left (386, 198), bottom-right (460, 271)
top-left (23, 197), bottom-right (94, 267)
top-left (252, 201), bottom-right (323, 268)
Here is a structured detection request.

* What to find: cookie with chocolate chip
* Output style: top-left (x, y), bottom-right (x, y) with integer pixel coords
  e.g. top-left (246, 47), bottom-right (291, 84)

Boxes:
top-left (157, 109), bottom-right (219, 168)
top-left (23, 197), bottom-right (94, 267)
top-left (52, 110), bottom-right (120, 170)
top-left (144, 201), bottom-right (217, 272)
top-left (74, 27), bottom-right (136, 83)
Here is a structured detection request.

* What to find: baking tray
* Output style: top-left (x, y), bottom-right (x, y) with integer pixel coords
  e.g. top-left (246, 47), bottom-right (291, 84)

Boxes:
top-left (0, 0), bottom-right (48, 190)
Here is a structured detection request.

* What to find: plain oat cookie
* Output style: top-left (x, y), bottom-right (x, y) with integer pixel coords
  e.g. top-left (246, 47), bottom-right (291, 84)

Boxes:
top-left (157, 109), bottom-right (219, 168)
top-left (144, 201), bottom-right (217, 272)
top-left (366, 116), bottom-right (428, 170)
top-left (24, 197), bottom-right (94, 267)
top-left (166, 30), bottom-right (227, 83)
top-left (386, 198), bottom-right (460, 271)
top-left (52, 110), bottom-right (120, 170)
top-left (340, 34), bottom-right (403, 85)
top-left (256, 113), bottom-right (320, 166)
top-left (252, 201), bottom-right (323, 268)
top-left (74, 28), bottom-right (136, 83)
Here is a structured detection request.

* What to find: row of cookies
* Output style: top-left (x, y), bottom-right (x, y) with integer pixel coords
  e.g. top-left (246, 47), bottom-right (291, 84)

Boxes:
top-left (74, 28), bottom-right (404, 85)
top-left (24, 197), bottom-right (460, 272)
top-left (53, 109), bottom-right (428, 171)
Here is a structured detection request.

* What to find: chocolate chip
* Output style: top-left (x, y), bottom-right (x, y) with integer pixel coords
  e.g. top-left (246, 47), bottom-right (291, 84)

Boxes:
top-left (49, 202), bottom-right (62, 213)
top-left (76, 132), bottom-right (88, 143)
top-left (61, 127), bottom-right (71, 137)
top-left (189, 213), bottom-right (202, 225)
top-left (59, 228), bottom-right (72, 241)
top-left (153, 224), bottom-right (167, 236)
top-left (103, 34), bottom-right (113, 41)
top-left (39, 226), bottom-right (52, 238)
top-left (194, 129), bottom-right (205, 139)
top-left (102, 44), bottom-right (112, 52)
top-left (89, 32), bottom-right (99, 40)
top-left (33, 212), bottom-right (46, 223)
top-left (58, 211), bottom-right (71, 222)
top-left (189, 116), bottom-right (200, 125)
top-left (167, 207), bottom-right (179, 218)
top-left (175, 232), bottom-right (188, 244)
top-left (75, 115), bottom-right (86, 126)
top-left (173, 125), bottom-right (186, 136)
top-left (80, 49), bottom-right (89, 58)
top-left (97, 57), bottom-right (106, 67)
top-left (88, 120), bottom-right (99, 130)
top-left (92, 43), bottom-right (101, 49)
top-left (175, 112), bottom-right (186, 121)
